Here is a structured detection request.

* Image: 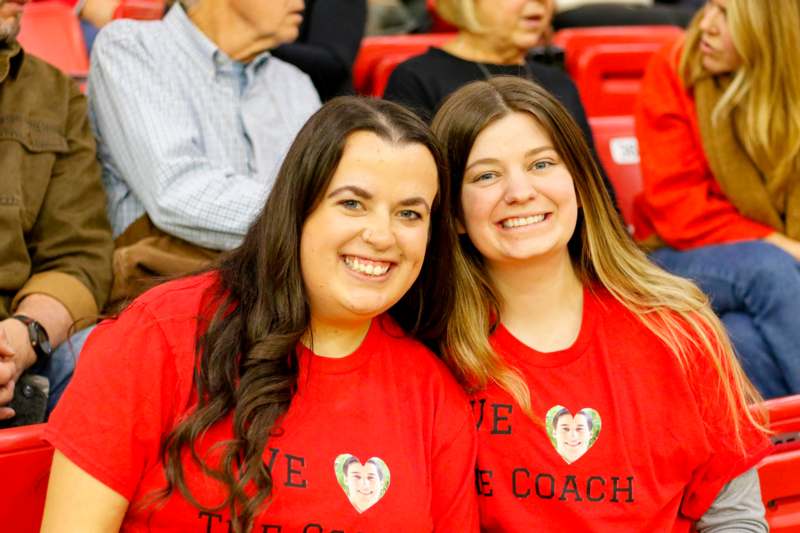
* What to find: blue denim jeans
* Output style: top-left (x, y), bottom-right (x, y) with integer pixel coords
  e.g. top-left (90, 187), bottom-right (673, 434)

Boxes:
top-left (43, 325), bottom-right (94, 416)
top-left (651, 241), bottom-right (800, 399)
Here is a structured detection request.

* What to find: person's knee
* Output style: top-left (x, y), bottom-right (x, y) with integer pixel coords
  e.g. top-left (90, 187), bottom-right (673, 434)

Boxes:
top-left (737, 241), bottom-right (800, 290)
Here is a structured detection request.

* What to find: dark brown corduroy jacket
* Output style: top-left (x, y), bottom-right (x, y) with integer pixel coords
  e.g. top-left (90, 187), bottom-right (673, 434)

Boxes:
top-left (0, 41), bottom-right (113, 322)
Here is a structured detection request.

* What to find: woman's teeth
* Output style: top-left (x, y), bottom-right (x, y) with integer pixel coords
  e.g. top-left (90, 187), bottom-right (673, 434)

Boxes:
top-left (344, 256), bottom-right (390, 276)
top-left (502, 214), bottom-right (546, 228)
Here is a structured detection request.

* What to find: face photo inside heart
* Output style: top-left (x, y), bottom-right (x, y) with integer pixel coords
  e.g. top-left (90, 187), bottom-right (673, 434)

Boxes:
top-left (334, 454), bottom-right (391, 513)
top-left (545, 405), bottom-right (602, 464)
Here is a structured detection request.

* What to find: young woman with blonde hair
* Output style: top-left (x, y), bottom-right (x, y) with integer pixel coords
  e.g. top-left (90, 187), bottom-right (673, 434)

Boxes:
top-left (635, 0), bottom-right (800, 398)
top-left (432, 76), bottom-right (771, 531)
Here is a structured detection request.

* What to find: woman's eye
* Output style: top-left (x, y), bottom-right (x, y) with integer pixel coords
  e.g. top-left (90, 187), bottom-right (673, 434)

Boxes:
top-left (531, 160), bottom-right (554, 171)
top-left (339, 199), bottom-right (362, 210)
top-left (472, 172), bottom-right (496, 183)
top-left (398, 209), bottom-right (422, 220)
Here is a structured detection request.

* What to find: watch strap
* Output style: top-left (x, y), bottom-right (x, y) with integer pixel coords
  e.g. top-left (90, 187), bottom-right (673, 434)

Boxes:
top-left (11, 314), bottom-right (52, 374)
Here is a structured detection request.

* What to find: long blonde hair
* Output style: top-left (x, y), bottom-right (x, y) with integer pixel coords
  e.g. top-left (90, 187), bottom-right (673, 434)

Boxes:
top-left (681, 0), bottom-right (800, 186)
top-left (431, 76), bottom-right (766, 446)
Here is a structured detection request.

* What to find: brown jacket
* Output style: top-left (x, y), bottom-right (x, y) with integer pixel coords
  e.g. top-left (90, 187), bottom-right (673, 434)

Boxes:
top-left (0, 42), bottom-right (113, 322)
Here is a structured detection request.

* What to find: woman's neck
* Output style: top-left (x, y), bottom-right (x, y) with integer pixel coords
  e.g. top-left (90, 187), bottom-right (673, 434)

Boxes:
top-left (302, 317), bottom-right (372, 359)
top-left (489, 252), bottom-right (584, 352)
top-left (442, 32), bottom-right (527, 65)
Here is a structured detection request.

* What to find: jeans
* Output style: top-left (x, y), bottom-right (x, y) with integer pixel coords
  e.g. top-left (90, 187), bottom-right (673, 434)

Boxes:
top-left (43, 325), bottom-right (94, 416)
top-left (651, 241), bottom-right (800, 399)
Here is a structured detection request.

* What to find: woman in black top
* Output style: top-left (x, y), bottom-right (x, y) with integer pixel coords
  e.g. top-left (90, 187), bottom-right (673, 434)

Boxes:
top-left (384, 0), bottom-right (590, 140)
top-left (385, 0), bottom-right (614, 205)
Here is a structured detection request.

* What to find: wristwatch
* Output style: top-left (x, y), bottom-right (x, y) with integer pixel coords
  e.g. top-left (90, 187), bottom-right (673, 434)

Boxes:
top-left (11, 315), bottom-right (53, 374)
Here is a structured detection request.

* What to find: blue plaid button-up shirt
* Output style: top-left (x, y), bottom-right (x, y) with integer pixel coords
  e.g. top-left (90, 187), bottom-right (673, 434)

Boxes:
top-left (89, 5), bottom-right (320, 250)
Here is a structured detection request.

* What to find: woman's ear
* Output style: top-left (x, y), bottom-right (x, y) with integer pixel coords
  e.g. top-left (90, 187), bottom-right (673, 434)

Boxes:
top-left (456, 218), bottom-right (466, 234)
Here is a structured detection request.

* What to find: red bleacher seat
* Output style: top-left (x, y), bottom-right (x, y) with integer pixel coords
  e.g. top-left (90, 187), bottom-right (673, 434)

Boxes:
top-left (353, 33), bottom-right (455, 96)
top-left (573, 41), bottom-right (665, 116)
top-left (113, 0), bottom-right (164, 20)
top-left (426, 0), bottom-right (457, 33)
top-left (370, 52), bottom-right (421, 97)
top-left (588, 115), bottom-right (641, 231)
top-left (17, 1), bottom-right (89, 80)
top-left (757, 395), bottom-right (800, 532)
top-left (0, 424), bottom-right (54, 533)
top-left (552, 25), bottom-right (683, 76)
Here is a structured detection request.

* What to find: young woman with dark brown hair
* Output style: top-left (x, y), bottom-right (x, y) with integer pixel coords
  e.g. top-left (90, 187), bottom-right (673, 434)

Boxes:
top-left (40, 97), bottom-right (479, 533)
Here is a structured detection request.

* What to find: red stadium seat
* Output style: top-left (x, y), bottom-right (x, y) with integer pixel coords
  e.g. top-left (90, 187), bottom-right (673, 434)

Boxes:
top-left (426, 0), bottom-right (457, 33)
top-left (757, 395), bottom-right (800, 532)
top-left (17, 1), bottom-right (89, 80)
top-left (113, 0), bottom-right (164, 20)
top-left (588, 115), bottom-right (641, 231)
top-left (0, 424), bottom-right (54, 533)
top-left (353, 33), bottom-right (455, 96)
top-left (552, 25), bottom-right (683, 76)
top-left (573, 42), bottom-right (665, 116)
top-left (370, 52), bottom-right (420, 97)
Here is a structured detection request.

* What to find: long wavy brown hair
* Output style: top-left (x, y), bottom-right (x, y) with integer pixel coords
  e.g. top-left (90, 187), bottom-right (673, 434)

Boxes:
top-left (432, 76), bottom-right (765, 441)
top-left (155, 97), bottom-right (455, 532)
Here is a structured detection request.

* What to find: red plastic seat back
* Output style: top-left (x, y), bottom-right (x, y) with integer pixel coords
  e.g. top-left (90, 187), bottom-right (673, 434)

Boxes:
top-left (353, 33), bottom-right (455, 95)
top-left (588, 115), bottom-right (641, 230)
top-left (754, 394), bottom-right (800, 532)
top-left (370, 52), bottom-right (421, 97)
top-left (574, 42), bottom-right (663, 116)
top-left (426, 0), bottom-right (458, 33)
top-left (17, 1), bottom-right (89, 79)
top-left (113, 0), bottom-right (165, 20)
top-left (0, 424), bottom-right (54, 533)
top-left (552, 25), bottom-right (683, 76)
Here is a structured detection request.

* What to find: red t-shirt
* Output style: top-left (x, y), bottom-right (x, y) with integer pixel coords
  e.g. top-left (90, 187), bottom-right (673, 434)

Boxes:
top-left (46, 274), bottom-right (478, 532)
top-left (473, 286), bottom-right (771, 532)
top-left (633, 39), bottom-right (773, 248)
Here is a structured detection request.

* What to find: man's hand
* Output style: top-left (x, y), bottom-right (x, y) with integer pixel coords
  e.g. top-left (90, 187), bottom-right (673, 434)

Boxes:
top-left (765, 233), bottom-right (800, 262)
top-left (0, 327), bottom-right (16, 420)
top-left (0, 320), bottom-right (35, 420)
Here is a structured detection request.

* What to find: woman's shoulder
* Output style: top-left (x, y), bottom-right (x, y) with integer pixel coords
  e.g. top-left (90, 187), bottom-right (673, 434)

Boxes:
top-left (375, 315), bottom-right (468, 395)
top-left (396, 47), bottom-right (460, 72)
top-left (117, 272), bottom-right (222, 329)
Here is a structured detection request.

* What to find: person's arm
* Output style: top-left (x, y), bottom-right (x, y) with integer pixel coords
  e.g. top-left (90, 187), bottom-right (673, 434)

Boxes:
top-left (77, 0), bottom-right (120, 28)
top-left (89, 31), bottom-right (278, 250)
top-left (272, 0), bottom-right (367, 100)
top-left (635, 44), bottom-right (773, 249)
top-left (40, 450), bottom-right (129, 533)
top-left (695, 468), bottom-right (768, 533)
top-left (14, 81), bottom-right (113, 323)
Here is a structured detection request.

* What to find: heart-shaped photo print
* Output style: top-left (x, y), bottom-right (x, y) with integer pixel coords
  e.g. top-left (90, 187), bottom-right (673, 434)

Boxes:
top-left (334, 454), bottom-right (391, 513)
top-left (545, 405), bottom-right (602, 464)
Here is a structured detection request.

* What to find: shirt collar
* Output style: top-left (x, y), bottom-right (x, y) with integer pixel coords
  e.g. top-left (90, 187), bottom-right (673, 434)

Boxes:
top-left (0, 40), bottom-right (24, 84)
top-left (165, 4), bottom-right (272, 79)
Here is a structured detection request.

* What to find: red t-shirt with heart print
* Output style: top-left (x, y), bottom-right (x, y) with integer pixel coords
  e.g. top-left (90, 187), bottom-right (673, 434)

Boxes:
top-left (473, 285), bottom-right (771, 532)
top-left (46, 273), bottom-right (478, 532)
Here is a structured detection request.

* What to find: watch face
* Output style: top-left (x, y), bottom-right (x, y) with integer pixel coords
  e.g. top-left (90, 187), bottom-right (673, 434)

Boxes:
top-left (32, 323), bottom-right (52, 356)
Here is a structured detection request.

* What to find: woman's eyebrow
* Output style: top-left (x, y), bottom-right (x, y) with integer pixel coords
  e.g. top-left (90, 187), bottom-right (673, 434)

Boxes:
top-left (327, 185), bottom-right (372, 199)
top-left (398, 197), bottom-right (431, 214)
top-left (465, 146), bottom-right (556, 172)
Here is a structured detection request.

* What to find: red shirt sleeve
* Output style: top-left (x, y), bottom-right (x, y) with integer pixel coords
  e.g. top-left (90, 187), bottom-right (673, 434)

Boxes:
top-left (679, 328), bottom-right (773, 519)
top-left (44, 302), bottom-right (184, 500)
top-left (430, 382), bottom-right (479, 531)
top-left (634, 42), bottom-right (773, 249)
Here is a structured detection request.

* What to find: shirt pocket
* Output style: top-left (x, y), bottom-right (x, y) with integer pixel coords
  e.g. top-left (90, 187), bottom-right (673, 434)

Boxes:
top-left (0, 115), bottom-right (69, 231)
